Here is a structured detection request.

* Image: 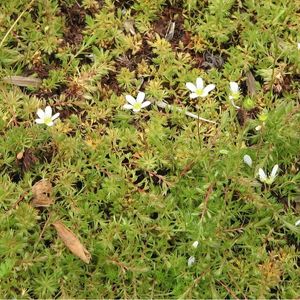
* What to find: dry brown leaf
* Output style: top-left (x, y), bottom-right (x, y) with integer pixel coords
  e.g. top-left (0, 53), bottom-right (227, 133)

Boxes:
top-left (246, 71), bottom-right (256, 96)
top-left (17, 149), bottom-right (38, 172)
top-left (31, 179), bottom-right (54, 207)
top-left (31, 194), bottom-right (54, 207)
top-left (52, 221), bottom-right (91, 264)
top-left (3, 75), bottom-right (42, 87)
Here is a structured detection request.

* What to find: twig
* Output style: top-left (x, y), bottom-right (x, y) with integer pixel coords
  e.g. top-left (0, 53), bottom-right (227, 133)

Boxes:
top-left (218, 280), bottom-right (239, 300)
top-left (32, 212), bottom-right (53, 255)
top-left (6, 191), bottom-right (29, 214)
top-left (179, 161), bottom-right (195, 178)
top-left (200, 183), bottom-right (214, 220)
top-left (180, 270), bottom-right (209, 299)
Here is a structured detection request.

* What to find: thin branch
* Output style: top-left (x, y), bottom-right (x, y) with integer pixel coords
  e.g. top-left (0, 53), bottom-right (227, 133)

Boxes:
top-left (218, 280), bottom-right (239, 300)
top-left (156, 101), bottom-right (217, 124)
top-left (0, 0), bottom-right (36, 48)
top-left (200, 183), bottom-right (214, 220)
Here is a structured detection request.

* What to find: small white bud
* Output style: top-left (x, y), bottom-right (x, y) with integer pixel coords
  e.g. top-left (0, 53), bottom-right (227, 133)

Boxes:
top-left (192, 241), bottom-right (199, 248)
top-left (243, 155), bottom-right (252, 167)
top-left (295, 219), bottom-right (300, 226)
top-left (255, 125), bottom-right (262, 131)
top-left (188, 256), bottom-right (195, 267)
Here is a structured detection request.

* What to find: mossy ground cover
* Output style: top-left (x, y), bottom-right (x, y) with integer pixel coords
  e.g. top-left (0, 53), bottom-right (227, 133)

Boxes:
top-left (0, 0), bottom-right (299, 298)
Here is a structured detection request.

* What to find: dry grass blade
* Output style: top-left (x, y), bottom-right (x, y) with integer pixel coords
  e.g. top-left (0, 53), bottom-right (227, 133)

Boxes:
top-left (31, 179), bottom-right (54, 207)
top-left (3, 75), bottom-right (41, 87)
top-left (52, 221), bottom-right (91, 264)
top-left (165, 21), bottom-right (175, 41)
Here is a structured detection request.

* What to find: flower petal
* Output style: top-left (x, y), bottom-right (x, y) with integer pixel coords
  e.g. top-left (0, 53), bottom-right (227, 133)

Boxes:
top-left (295, 219), bottom-right (300, 226)
top-left (230, 81), bottom-right (239, 93)
top-left (141, 100), bottom-right (151, 108)
top-left (200, 90), bottom-right (208, 97)
top-left (133, 108), bottom-right (141, 112)
top-left (37, 109), bottom-right (45, 119)
top-left (189, 92), bottom-right (199, 99)
top-left (243, 155), bottom-right (252, 167)
top-left (125, 95), bottom-right (136, 105)
top-left (258, 168), bottom-right (267, 182)
top-left (45, 106), bottom-right (52, 118)
top-left (186, 82), bottom-right (197, 92)
top-left (123, 104), bottom-right (133, 110)
top-left (51, 113), bottom-right (60, 120)
top-left (196, 77), bottom-right (204, 90)
top-left (35, 118), bottom-right (44, 124)
top-left (136, 91), bottom-right (145, 103)
top-left (270, 164), bottom-right (279, 179)
top-left (203, 84), bottom-right (215, 95)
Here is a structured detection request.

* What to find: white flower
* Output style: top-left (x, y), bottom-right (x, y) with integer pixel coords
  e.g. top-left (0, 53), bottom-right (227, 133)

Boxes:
top-left (123, 91), bottom-right (151, 112)
top-left (192, 241), bottom-right (199, 248)
top-left (187, 256), bottom-right (195, 267)
top-left (229, 81), bottom-right (240, 109)
top-left (35, 106), bottom-right (60, 126)
top-left (295, 219), bottom-right (300, 226)
top-left (186, 77), bottom-right (215, 99)
top-left (258, 164), bottom-right (279, 185)
top-left (229, 82), bottom-right (240, 100)
top-left (243, 155), bottom-right (252, 167)
top-left (255, 125), bottom-right (262, 131)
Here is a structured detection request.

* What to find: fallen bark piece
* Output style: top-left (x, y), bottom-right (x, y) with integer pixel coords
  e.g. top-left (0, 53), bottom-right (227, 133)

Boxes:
top-left (52, 221), bottom-right (91, 264)
top-left (3, 75), bottom-right (41, 87)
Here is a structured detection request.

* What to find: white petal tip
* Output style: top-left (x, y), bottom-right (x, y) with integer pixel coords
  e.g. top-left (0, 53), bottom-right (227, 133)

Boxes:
top-left (243, 155), bottom-right (252, 167)
top-left (258, 168), bottom-right (267, 182)
top-left (230, 81), bottom-right (239, 92)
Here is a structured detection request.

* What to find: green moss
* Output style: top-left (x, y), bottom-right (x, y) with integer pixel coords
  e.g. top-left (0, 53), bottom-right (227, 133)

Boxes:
top-left (0, 0), bottom-right (299, 298)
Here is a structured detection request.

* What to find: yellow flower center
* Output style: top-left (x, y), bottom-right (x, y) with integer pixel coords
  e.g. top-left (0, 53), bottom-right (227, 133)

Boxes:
top-left (196, 89), bottom-right (203, 96)
top-left (44, 116), bottom-right (52, 125)
top-left (133, 102), bottom-right (142, 111)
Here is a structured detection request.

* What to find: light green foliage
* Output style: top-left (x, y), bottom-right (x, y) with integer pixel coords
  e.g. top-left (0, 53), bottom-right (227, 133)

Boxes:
top-left (0, 0), bottom-right (299, 298)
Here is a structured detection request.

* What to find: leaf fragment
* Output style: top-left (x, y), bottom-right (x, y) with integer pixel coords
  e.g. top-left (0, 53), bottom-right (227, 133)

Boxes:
top-left (123, 20), bottom-right (136, 35)
top-left (52, 221), bottom-right (91, 264)
top-left (31, 179), bottom-right (54, 207)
